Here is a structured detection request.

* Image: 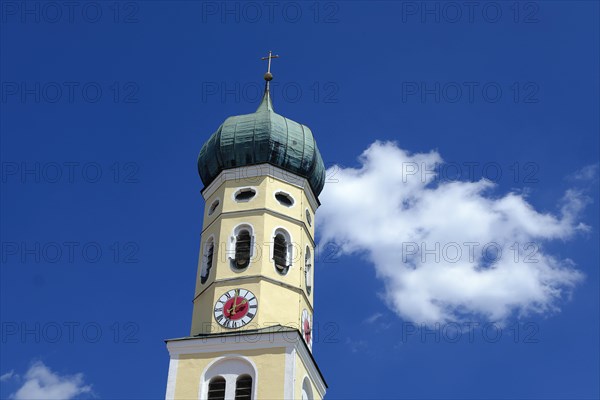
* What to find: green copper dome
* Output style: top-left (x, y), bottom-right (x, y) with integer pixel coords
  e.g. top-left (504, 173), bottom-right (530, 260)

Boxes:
top-left (197, 90), bottom-right (326, 196)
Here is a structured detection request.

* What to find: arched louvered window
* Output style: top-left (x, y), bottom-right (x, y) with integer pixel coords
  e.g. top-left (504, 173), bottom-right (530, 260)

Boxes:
top-left (201, 239), bottom-right (215, 284)
top-left (235, 374), bottom-right (253, 400)
top-left (305, 246), bottom-right (312, 295)
top-left (207, 376), bottom-right (226, 400)
top-left (301, 376), bottom-right (314, 400)
top-left (234, 229), bottom-right (251, 269)
top-left (273, 229), bottom-right (292, 275)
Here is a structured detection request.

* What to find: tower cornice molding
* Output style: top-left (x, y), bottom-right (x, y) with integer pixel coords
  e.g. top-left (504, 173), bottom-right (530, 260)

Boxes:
top-left (192, 274), bottom-right (314, 313)
top-left (165, 329), bottom-right (327, 398)
top-left (201, 164), bottom-right (321, 212)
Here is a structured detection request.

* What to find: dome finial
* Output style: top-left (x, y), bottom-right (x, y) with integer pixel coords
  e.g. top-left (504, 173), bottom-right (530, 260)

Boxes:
top-left (261, 50), bottom-right (279, 90)
top-left (259, 51), bottom-right (279, 111)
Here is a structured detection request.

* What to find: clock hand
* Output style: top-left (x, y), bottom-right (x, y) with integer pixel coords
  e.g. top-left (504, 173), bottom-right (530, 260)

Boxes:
top-left (227, 304), bottom-right (236, 316)
top-left (228, 291), bottom-right (240, 316)
top-left (231, 298), bottom-right (248, 314)
top-left (227, 298), bottom-right (238, 316)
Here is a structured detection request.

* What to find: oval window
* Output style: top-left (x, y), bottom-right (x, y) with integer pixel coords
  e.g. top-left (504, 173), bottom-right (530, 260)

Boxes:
top-left (208, 199), bottom-right (220, 216)
top-left (235, 188), bottom-right (256, 202)
top-left (275, 191), bottom-right (294, 207)
top-left (305, 209), bottom-right (312, 226)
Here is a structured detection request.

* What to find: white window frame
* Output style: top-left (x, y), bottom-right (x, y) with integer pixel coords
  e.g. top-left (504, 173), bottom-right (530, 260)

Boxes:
top-left (301, 376), bottom-right (314, 400)
top-left (199, 355), bottom-right (258, 400)
top-left (208, 198), bottom-right (221, 216)
top-left (304, 246), bottom-right (312, 295)
top-left (227, 223), bottom-right (255, 270)
top-left (200, 235), bottom-right (216, 284)
top-left (273, 190), bottom-right (295, 208)
top-left (305, 208), bottom-right (312, 226)
top-left (271, 227), bottom-right (293, 275)
top-left (232, 187), bottom-right (258, 203)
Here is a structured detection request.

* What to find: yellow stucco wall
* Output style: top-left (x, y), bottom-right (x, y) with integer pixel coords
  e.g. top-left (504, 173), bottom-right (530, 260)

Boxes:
top-left (168, 168), bottom-right (324, 400)
top-left (191, 175), bottom-right (316, 337)
top-left (294, 351), bottom-right (323, 400)
top-left (173, 348), bottom-right (286, 399)
top-left (191, 278), bottom-right (313, 336)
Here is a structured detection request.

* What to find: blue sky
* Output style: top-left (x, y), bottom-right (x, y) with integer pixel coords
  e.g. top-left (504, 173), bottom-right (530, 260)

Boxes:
top-left (1, 1), bottom-right (599, 399)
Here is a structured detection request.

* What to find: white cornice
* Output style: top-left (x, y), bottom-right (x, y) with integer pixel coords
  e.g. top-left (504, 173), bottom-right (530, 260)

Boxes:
top-left (166, 330), bottom-right (327, 397)
top-left (201, 164), bottom-right (321, 212)
top-left (193, 274), bottom-right (314, 313)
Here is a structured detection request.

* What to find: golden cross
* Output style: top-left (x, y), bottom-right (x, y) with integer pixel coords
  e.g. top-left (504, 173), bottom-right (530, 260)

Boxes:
top-left (261, 51), bottom-right (279, 74)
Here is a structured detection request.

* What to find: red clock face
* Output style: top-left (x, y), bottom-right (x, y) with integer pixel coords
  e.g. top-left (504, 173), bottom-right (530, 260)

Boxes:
top-left (223, 296), bottom-right (249, 320)
top-left (303, 319), bottom-right (311, 342)
top-left (301, 309), bottom-right (312, 349)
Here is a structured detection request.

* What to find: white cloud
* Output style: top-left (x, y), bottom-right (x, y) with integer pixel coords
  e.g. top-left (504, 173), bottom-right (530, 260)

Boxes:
top-left (318, 141), bottom-right (588, 325)
top-left (10, 361), bottom-right (92, 400)
top-left (1, 370), bottom-right (16, 382)
top-left (363, 313), bottom-right (383, 324)
top-left (345, 338), bottom-right (368, 353)
top-left (570, 164), bottom-right (598, 181)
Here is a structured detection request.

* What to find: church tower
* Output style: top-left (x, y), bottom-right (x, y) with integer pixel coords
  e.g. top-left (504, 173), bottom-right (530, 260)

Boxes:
top-left (165, 53), bottom-right (327, 399)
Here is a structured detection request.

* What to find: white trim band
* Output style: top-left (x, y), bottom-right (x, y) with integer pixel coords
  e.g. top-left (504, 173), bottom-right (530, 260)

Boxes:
top-left (202, 164), bottom-right (320, 212)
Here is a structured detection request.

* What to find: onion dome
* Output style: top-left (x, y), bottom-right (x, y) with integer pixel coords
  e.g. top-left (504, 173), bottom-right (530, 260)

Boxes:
top-left (197, 77), bottom-right (326, 196)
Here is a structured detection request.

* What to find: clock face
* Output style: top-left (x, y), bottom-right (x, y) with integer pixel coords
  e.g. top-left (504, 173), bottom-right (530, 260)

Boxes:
top-left (214, 289), bottom-right (258, 329)
top-left (301, 309), bottom-right (312, 349)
